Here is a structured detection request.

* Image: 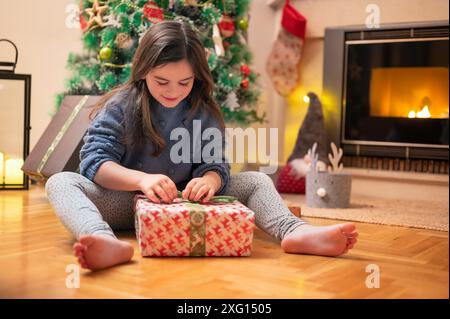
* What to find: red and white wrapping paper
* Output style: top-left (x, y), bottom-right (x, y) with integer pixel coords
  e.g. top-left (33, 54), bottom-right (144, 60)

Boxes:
top-left (134, 195), bottom-right (256, 257)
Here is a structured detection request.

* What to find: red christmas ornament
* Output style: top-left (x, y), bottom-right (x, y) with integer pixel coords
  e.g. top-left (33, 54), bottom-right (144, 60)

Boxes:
top-left (79, 0), bottom-right (88, 31)
top-left (223, 41), bottom-right (231, 50)
top-left (219, 14), bottom-right (235, 38)
top-left (79, 14), bottom-right (88, 31)
top-left (240, 64), bottom-right (251, 77)
top-left (240, 79), bottom-right (249, 89)
top-left (143, 1), bottom-right (164, 24)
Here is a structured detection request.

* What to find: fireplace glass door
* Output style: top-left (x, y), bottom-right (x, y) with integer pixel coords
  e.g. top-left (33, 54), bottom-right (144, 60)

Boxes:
top-left (343, 38), bottom-right (449, 147)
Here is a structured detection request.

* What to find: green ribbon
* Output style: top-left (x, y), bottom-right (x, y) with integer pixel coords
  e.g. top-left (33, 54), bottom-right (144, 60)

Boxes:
top-left (176, 191), bottom-right (238, 204)
top-left (36, 95), bottom-right (90, 179)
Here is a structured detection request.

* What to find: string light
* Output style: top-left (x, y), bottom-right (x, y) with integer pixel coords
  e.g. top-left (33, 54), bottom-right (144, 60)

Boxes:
top-left (303, 95), bottom-right (310, 103)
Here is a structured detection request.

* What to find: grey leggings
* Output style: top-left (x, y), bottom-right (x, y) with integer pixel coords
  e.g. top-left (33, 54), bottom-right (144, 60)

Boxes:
top-left (45, 171), bottom-right (307, 242)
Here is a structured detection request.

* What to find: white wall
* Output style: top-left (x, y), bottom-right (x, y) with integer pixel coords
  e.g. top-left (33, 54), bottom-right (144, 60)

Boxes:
top-left (0, 0), bottom-right (82, 151)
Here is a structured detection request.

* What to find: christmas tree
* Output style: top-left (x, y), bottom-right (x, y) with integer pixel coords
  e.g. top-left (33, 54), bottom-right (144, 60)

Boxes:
top-left (57, 0), bottom-right (265, 126)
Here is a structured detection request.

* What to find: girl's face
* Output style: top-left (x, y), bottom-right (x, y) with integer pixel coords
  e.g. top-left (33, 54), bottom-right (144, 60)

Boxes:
top-left (144, 59), bottom-right (195, 108)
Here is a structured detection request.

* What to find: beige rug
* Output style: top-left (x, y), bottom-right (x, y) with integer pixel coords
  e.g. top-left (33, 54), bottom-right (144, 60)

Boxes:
top-left (281, 194), bottom-right (449, 232)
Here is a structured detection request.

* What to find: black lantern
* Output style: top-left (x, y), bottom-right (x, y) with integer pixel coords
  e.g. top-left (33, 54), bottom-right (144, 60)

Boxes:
top-left (0, 39), bottom-right (31, 190)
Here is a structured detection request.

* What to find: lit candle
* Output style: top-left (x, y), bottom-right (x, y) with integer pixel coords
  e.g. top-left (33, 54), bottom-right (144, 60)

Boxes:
top-left (5, 158), bottom-right (24, 185)
top-left (0, 151), bottom-right (4, 184)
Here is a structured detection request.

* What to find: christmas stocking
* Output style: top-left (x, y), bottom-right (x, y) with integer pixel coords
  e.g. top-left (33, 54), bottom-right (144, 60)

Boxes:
top-left (266, 0), bottom-right (307, 96)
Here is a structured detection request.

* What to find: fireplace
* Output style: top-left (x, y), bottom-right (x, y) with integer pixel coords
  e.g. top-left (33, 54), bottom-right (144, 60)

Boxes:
top-left (323, 21), bottom-right (449, 173)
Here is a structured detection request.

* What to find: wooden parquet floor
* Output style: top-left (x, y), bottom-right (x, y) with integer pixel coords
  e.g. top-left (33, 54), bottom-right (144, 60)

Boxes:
top-left (0, 185), bottom-right (448, 299)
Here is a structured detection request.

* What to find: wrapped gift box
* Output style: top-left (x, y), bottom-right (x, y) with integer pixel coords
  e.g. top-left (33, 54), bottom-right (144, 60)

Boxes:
top-left (22, 95), bottom-right (100, 182)
top-left (134, 195), bottom-right (256, 257)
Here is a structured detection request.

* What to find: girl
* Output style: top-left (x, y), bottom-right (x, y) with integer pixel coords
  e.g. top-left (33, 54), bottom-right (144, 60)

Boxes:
top-left (45, 21), bottom-right (358, 271)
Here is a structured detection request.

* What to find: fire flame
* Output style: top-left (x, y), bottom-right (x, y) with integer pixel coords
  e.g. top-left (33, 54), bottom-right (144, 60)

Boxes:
top-left (408, 105), bottom-right (431, 119)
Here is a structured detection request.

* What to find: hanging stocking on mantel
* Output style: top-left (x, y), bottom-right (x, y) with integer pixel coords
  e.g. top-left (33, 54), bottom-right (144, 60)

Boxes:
top-left (266, 0), bottom-right (307, 96)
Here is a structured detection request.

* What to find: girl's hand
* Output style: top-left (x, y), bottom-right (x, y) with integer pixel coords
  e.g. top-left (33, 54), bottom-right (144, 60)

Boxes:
top-left (182, 171), bottom-right (221, 203)
top-left (138, 174), bottom-right (178, 204)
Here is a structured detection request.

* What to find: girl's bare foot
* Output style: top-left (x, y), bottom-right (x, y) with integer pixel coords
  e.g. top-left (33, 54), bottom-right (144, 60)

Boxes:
top-left (281, 223), bottom-right (358, 257)
top-left (72, 234), bottom-right (134, 271)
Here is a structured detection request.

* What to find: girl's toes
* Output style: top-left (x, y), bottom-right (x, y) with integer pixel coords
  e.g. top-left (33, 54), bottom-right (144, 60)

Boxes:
top-left (74, 245), bottom-right (86, 256)
top-left (339, 223), bottom-right (356, 234)
top-left (73, 243), bottom-right (84, 251)
top-left (345, 231), bottom-right (358, 239)
top-left (73, 244), bottom-right (86, 254)
top-left (350, 231), bottom-right (359, 238)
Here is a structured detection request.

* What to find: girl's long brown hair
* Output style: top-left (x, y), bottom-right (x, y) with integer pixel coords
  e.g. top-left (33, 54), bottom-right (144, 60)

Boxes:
top-left (90, 20), bottom-right (225, 156)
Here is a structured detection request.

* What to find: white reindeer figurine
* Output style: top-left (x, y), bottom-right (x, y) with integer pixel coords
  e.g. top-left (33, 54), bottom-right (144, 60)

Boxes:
top-left (306, 142), bottom-right (352, 208)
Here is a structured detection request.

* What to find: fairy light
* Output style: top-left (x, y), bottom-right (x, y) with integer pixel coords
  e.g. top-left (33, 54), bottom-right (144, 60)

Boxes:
top-left (303, 95), bottom-right (310, 103)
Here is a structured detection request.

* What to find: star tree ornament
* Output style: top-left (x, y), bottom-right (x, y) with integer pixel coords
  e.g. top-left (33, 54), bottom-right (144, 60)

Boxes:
top-left (85, 0), bottom-right (109, 29)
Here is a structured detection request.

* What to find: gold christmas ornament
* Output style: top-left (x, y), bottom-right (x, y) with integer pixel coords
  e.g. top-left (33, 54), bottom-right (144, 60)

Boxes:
top-left (238, 18), bottom-right (249, 31)
top-left (85, 0), bottom-right (109, 29)
top-left (184, 0), bottom-right (198, 5)
top-left (99, 46), bottom-right (113, 61)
